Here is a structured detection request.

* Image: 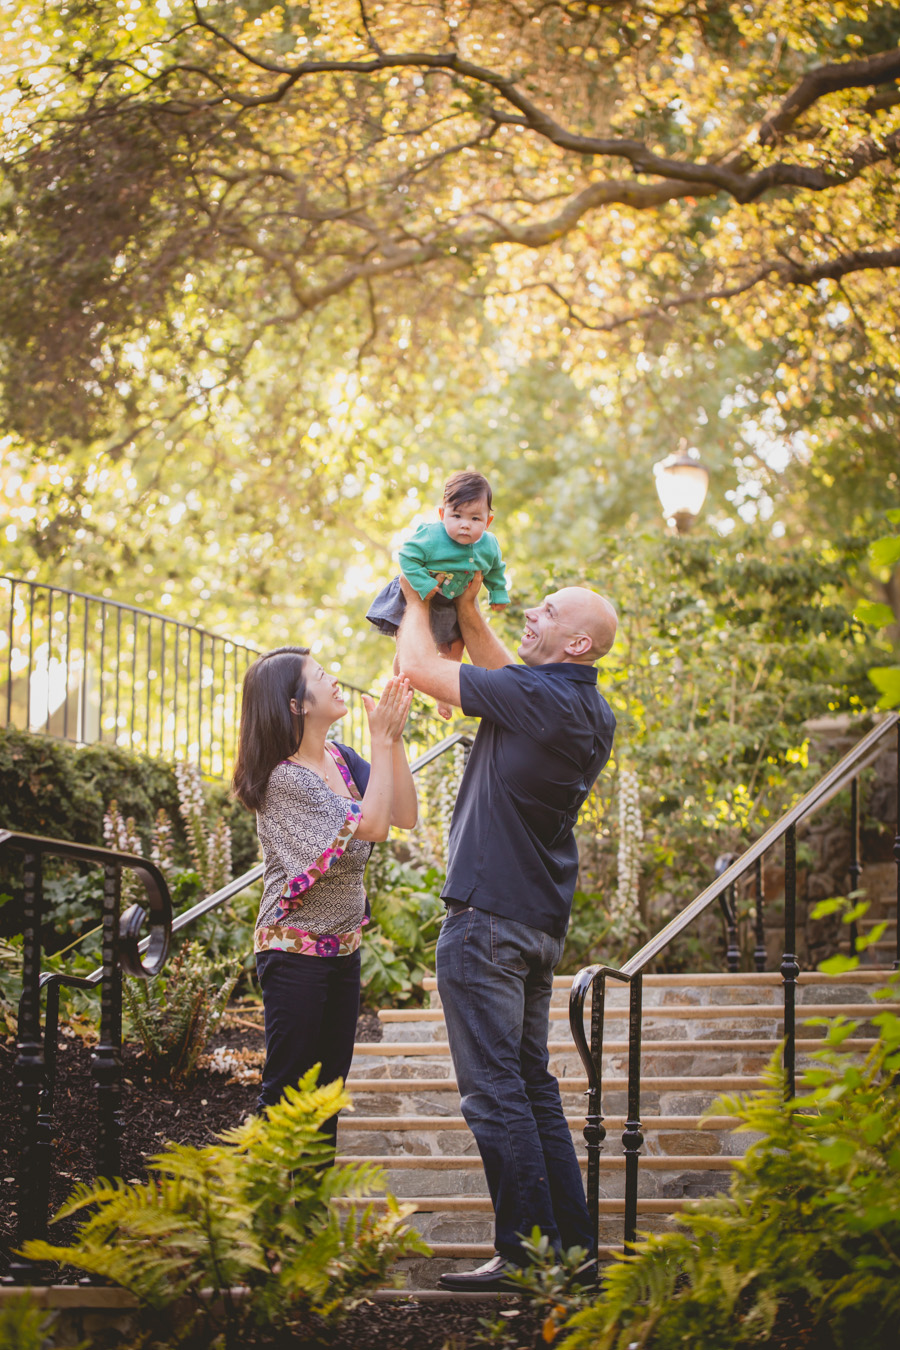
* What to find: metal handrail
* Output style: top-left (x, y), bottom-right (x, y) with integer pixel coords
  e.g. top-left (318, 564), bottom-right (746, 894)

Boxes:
top-left (621, 712), bottom-right (897, 978)
top-left (569, 710), bottom-right (900, 1258)
top-left (0, 829), bottom-right (177, 1272)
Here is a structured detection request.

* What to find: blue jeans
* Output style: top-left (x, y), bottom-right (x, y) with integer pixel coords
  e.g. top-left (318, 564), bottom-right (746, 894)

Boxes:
top-left (436, 905), bottom-right (593, 1264)
top-left (255, 948), bottom-right (361, 1145)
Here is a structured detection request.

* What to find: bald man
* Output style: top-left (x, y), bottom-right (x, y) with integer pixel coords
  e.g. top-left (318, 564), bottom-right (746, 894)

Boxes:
top-left (396, 575), bottom-right (617, 1289)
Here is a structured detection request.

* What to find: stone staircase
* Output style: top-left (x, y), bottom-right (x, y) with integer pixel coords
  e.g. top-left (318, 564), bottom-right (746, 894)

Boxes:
top-left (336, 968), bottom-right (894, 1290)
top-left (854, 861), bottom-right (898, 967)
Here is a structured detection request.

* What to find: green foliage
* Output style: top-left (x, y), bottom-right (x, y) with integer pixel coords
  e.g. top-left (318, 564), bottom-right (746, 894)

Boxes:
top-left (360, 850), bottom-right (445, 1006)
top-left (0, 727), bottom-right (260, 1024)
top-left (855, 509), bottom-right (900, 710)
top-left (1, 2), bottom-right (897, 697)
top-left (562, 983), bottom-right (900, 1350)
top-left (537, 528), bottom-right (880, 951)
top-left (21, 1069), bottom-right (428, 1348)
top-left (478, 1233), bottom-right (597, 1348)
top-left (811, 893), bottom-right (888, 976)
top-left (559, 891), bottom-right (621, 976)
top-left (123, 940), bottom-right (240, 1084)
top-left (0, 926), bottom-right (20, 1035)
top-left (0, 1295), bottom-right (76, 1350)
top-left (0, 727), bottom-right (258, 878)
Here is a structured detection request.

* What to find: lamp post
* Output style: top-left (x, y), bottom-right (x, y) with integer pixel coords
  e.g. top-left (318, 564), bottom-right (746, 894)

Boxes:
top-left (653, 445), bottom-right (710, 534)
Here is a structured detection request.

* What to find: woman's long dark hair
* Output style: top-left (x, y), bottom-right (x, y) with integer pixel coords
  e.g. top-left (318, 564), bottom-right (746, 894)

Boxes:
top-left (232, 646), bottom-right (310, 811)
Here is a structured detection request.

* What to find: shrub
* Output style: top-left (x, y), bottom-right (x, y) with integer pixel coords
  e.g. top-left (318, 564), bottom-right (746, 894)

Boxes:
top-left (123, 940), bottom-right (241, 1084)
top-left (0, 726), bottom-right (258, 886)
top-left (361, 850), bottom-right (445, 1006)
top-left (21, 1069), bottom-right (428, 1348)
top-left (561, 980), bottom-right (900, 1350)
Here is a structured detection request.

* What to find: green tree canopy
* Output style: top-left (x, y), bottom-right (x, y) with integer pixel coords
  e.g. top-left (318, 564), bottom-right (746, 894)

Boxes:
top-left (2, 1), bottom-right (899, 442)
top-left (0, 1), bottom-right (897, 684)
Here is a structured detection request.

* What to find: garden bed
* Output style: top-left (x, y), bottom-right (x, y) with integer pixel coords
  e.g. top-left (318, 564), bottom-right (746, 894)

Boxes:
top-left (0, 1007), bottom-right (555, 1346)
top-left (0, 1011), bottom-right (381, 1277)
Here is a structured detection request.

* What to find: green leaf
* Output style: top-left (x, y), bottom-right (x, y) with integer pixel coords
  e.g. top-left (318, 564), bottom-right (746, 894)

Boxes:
top-left (819, 953), bottom-right (860, 975)
top-left (870, 537), bottom-right (900, 569)
top-left (885, 509), bottom-right (900, 525)
top-left (868, 667), bottom-right (900, 709)
top-left (853, 600), bottom-right (895, 628)
top-left (810, 896), bottom-right (849, 920)
top-left (842, 899), bottom-right (869, 925)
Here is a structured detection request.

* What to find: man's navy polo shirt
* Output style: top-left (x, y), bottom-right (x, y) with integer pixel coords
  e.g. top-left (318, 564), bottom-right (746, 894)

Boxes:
top-left (441, 661), bottom-right (616, 939)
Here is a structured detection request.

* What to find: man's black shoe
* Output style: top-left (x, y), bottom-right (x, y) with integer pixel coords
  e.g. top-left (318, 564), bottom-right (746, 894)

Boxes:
top-left (438, 1254), bottom-right (520, 1292)
top-left (571, 1257), bottom-right (600, 1288)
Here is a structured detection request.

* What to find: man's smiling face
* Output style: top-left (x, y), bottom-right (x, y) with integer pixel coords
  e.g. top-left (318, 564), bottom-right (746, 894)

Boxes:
top-left (518, 592), bottom-right (576, 666)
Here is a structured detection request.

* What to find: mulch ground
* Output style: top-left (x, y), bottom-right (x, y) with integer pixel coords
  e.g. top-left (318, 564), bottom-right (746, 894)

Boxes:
top-left (0, 1010), bottom-right (546, 1348)
top-left (0, 1009), bottom-right (376, 1268)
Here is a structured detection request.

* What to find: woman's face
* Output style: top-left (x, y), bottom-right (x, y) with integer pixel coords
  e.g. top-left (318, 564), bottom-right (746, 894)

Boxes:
top-left (301, 659), bottom-right (348, 730)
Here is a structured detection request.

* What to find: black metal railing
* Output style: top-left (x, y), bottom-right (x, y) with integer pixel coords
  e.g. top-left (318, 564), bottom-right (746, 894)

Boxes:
top-left (1, 576), bottom-right (261, 777)
top-left (0, 576), bottom-right (392, 776)
top-left (1, 731), bottom-right (471, 1282)
top-left (570, 713), bottom-right (900, 1256)
top-left (0, 830), bottom-right (173, 1283)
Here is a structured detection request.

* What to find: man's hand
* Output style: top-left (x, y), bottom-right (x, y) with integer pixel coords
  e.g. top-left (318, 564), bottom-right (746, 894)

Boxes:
top-left (452, 571), bottom-right (515, 669)
top-left (456, 572), bottom-right (483, 609)
top-left (399, 575), bottom-right (433, 605)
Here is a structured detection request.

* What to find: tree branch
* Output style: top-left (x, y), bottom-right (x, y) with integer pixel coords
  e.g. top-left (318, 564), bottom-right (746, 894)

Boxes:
top-left (543, 247), bottom-right (900, 333)
top-left (759, 48), bottom-right (900, 145)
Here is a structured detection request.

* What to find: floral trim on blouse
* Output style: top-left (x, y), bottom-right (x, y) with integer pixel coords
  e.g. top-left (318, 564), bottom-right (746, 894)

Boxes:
top-left (270, 742), bottom-right (365, 928)
top-left (255, 916), bottom-right (369, 957)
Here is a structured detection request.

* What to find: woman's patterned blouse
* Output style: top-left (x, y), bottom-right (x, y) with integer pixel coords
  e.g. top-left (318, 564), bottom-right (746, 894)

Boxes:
top-left (254, 747), bottom-right (372, 942)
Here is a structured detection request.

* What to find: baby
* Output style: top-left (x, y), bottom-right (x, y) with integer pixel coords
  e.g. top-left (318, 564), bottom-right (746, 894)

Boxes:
top-left (366, 470), bottom-right (510, 718)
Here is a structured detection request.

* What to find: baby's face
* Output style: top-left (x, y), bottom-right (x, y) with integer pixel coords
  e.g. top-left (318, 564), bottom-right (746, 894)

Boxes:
top-left (439, 495), bottom-right (493, 546)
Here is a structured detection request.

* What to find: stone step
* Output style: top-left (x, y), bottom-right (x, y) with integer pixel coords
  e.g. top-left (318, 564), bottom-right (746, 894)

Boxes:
top-left (393, 1244), bottom-right (624, 1288)
top-left (337, 1195), bottom-right (691, 1215)
top-left (422, 1242), bottom-right (618, 1259)
top-left (420, 970), bottom-right (884, 990)
top-left (423, 975), bottom-right (889, 1009)
top-left (339, 1115), bottom-right (741, 1132)
top-left (417, 1242), bottom-right (617, 1260)
top-left (380, 1003), bottom-right (892, 1025)
top-left (348, 965), bottom-right (891, 1289)
top-left (355, 1037), bottom-right (877, 1055)
top-left (347, 1075), bottom-right (767, 1093)
top-left (337, 1154), bottom-right (738, 1171)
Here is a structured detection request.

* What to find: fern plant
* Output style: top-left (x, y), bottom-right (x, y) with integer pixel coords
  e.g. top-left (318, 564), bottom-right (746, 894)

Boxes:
top-left (21, 1069), bottom-right (429, 1348)
top-left (0, 1294), bottom-right (78, 1350)
top-left (123, 940), bottom-right (240, 1084)
top-left (562, 979), bottom-right (900, 1350)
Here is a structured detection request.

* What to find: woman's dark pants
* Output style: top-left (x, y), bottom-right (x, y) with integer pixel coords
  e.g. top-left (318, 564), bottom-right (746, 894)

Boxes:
top-left (255, 948), bottom-right (361, 1146)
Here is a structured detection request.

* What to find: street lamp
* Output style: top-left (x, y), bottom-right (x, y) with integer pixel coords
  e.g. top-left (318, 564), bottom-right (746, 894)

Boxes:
top-left (653, 445), bottom-right (709, 534)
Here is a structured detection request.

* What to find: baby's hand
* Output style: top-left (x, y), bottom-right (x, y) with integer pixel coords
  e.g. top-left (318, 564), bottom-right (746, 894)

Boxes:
top-left (490, 602), bottom-right (508, 612)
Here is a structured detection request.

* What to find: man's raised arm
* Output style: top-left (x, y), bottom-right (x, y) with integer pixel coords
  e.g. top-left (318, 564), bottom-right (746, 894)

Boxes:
top-left (455, 574), bottom-right (515, 670)
top-left (395, 579), bottom-right (463, 707)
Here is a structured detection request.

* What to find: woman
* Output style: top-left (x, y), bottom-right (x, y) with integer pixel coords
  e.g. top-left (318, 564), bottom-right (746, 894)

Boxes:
top-left (232, 646), bottom-right (416, 1134)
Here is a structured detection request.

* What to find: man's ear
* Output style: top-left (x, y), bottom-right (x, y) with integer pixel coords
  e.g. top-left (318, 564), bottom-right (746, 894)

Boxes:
top-left (566, 634), bottom-right (592, 658)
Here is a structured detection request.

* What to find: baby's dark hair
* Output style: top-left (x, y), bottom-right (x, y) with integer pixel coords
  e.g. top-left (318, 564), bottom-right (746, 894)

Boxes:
top-left (443, 471), bottom-right (493, 512)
